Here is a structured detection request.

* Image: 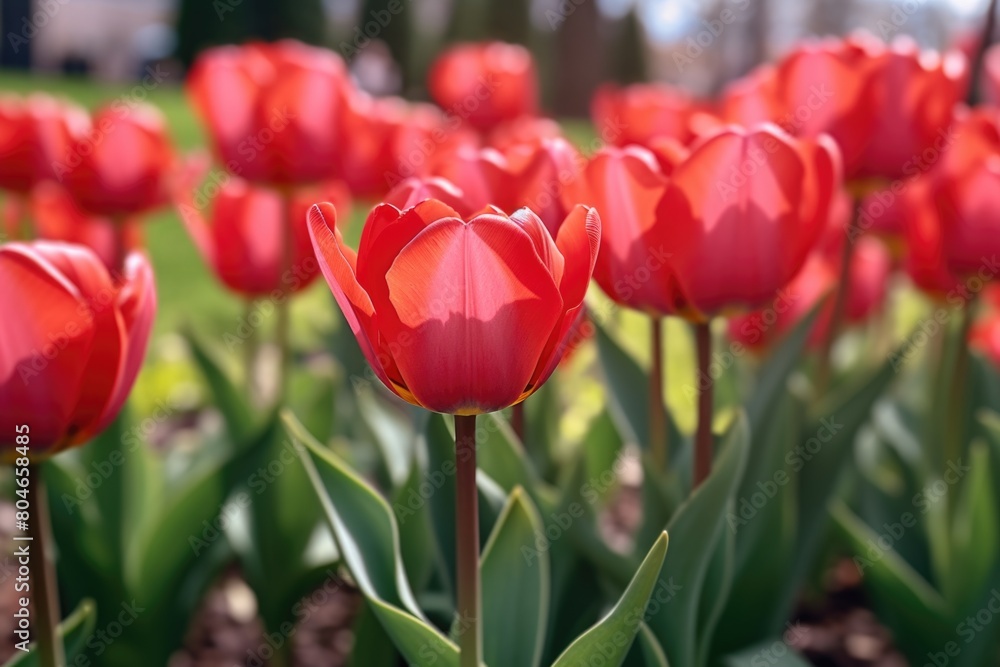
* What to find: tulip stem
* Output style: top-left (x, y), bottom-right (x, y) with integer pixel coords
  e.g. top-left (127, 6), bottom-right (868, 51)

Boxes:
top-left (244, 298), bottom-right (259, 404)
top-left (275, 193), bottom-right (294, 405)
top-left (945, 297), bottom-right (977, 474)
top-left (817, 199), bottom-right (860, 394)
top-left (694, 321), bottom-right (713, 488)
top-left (511, 402), bottom-right (525, 444)
top-left (649, 317), bottom-right (668, 470)
top-left (28, 468), bottom-right (65, 667)
top-left (454, 414), bottom-right (481, 667)
top-left (968, 0), bottom-right (998, 105)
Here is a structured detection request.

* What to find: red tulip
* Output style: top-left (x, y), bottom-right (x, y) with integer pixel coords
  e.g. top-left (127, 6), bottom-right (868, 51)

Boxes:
top-left (0, 241), bottom-right (156, 459)
top-left (187, 40), bottom-right (349, 185)
top-left (572, 145), bottom-right (673, 314)
top-left (724, 34), bottom-right (965, 180)
top-left (902, 107), bottom-right (1000, 291)
top-left (486, 116), bottom-right (564, 152)
top-left (971, 312), bottom-right (1000, 369)
top-left (341, 94), bottom-right (466, 199)
top-left (490, 137), bottom-right (583, 236)
top-left (308, 199), bottom-right (600, 414)
top-left (0, 93), bottom-right (85, 194)
top-left (591, 83), bottom-right (707, 148)
top-left (428, 41), bottom-right (539, 132)
top-left (429, 144), bottom-right (503, 212)
top-left (728, 235), bottom-right (890, 349)
top-left (177, 170), bottom-right (349, 298)
top-left (30, 182), bottom-right (143, 273)
top-left (658, 126), bottom-right (840, 319)
top-left (384, 176), bottom-right (472, 217)
top-left (57, 103), bottom-right (174, 218)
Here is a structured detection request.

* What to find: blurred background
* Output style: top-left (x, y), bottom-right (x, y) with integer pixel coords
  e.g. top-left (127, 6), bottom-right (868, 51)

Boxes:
top-left (0, 0), bottom-right (990, 112)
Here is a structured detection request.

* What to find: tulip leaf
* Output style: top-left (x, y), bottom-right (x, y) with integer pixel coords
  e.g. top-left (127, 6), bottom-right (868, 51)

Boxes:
top-left (4, 599), bottom-right (96, 667)
top-left (284, 410), bottom-right (459, 666)
top-left (551, 532), bottom-right (670, 667)
top-left (645, 414), bottom-right (749, 667)
top-left (477, 413), bottom-right (544, 495)
top-left (722, 639), bottom-right (812, 667)
top-left (124, 458), bottom-right (227, 612)
top-left (593, 319), bottom-right (682, 456)
top-left (393, 454), bottom-right (437, 594)
top-left (831, 502), bottom-right (949, 645)
top-left (183, 327), bottom-right (256, 444)
top-left (623, 623), bottom-right (670, 667)
top-left (950, 441), bottom-right (999, 611)
top-left (481, 487), bottom-right (549, 667)
top-left (422, 414), bottom-right (458, 599)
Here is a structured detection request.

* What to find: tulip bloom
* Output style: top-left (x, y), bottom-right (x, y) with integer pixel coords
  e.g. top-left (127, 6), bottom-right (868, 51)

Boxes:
top-left (573, 145), bottom-right (672, 314)
top-left (902, 108), bottom-right (1000, 292)
top-left (591, 83), bottom-right (708, 148)
top-left (428, 41), bottom-right (539, 132)
top-left (178, 173), bottom-right (350, 298)
top-left (657, 126), bottom-right (840, 319)
top-left (308, 199), bottom-right (599, 414)
top-left (187, 40), bottom-right (349, 185)
top-left (384, 176), bottom-right (472, 217)
top-left (57, 103), bottom-right (174, 218)
top-left (491, 137), bottom-right (582, 236)
top-left (728, 236), bottom-right (891, 349)
top-left (0, 241), bottom-right (156, 460)
top-left (724, 34), bottom-right (965, 180)
top-left (0, 94), bottom-right (85, 194)
top-left (30, 182), bottom-right (143, 273)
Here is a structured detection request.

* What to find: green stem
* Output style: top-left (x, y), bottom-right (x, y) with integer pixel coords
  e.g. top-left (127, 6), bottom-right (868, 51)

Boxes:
top-left (244, 298), bottom-right (259, 405)
top-left (945, 298), bottom-right (976, 474)
top-left (649, 317), bottom-right (668, 470)
top-left (275, 194), bottom-right (294, 405)
top-left (694, 322), bottom-right (713, 488)
top-left (817, 199), bottom-right (860, 394)
top-left (455, 415), bottom-right (481, 667)
top-left (28, 469), bottom-right (65, 667)
top-left (511, 402), bottom-right (525, 444)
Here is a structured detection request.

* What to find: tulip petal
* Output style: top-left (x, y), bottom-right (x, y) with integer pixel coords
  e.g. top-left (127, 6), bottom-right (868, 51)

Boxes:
top-left (92, 252), bottom-right (157, 440)
top-left (308, 203), bottom-right (397, 396)
top-left (508, 207), bottom-right (564, 287)
top-left (378, 215), bottom-right (562, 413)
top-left (0, 244), bottom-right (98, 450)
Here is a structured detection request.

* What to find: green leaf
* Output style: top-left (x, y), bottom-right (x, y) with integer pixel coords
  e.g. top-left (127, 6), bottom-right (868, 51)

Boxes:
top-left (722, 639), bottom-right (812, 667)
top-left (394, 454), bottom-right (437, 594)
top-left (624, 623), bottom-right (670, 667)
top-left (593, 319), bottom-right (682, 455)
top-left (125, 460), bottom-right (226, 612)
top-left (831, 502), bottom-right (949, 649)
top-left (481, 487), bottom-right (549, 667)
top-left (184, 328), bottom-right (255, 443)
top-left (950, 441), bottom-right (999, 611)
top-left (477, 413), bottom-right (543, 496)
top-left (646, 414), bottom-right (750, 667)
top-left (4, 599), bottom-right (96, 667)
top-left (422, 414), bottom-right (458, 599)
top-left (284, 410), bottom-right (459, 666)
top-left (551, 532), bottom-right (670, 667)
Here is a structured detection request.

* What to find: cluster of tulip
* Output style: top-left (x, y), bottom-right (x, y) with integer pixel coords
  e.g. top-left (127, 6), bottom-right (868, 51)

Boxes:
top-left (3, 25), bottom-right (1000, 667)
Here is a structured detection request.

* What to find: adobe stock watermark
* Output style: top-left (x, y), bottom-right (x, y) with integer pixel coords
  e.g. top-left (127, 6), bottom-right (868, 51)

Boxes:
top-left (6, 0), bottom-right (69, 54)
top-left (921, 589), bottom-right (1000, 667)
top-left (51, 65), bottom-right (171, 181)
top-left (673, 0), bottom-right (753, 72)
top-left (850, 458), bottom-right (970, 575)
top-left (889, 255), bottom-right (999, 372)
top-left (339, 0), bottom-right (414, 60)
top-left (684, 287), bottom-right (799, 402)
top-left (847, 125), bottom-right (958, 246)
top-left (61, 397), bottom-right (184, 514)
top-left (876, 0), bottom-right (931, 40)
top-left (727, 417), bottom-right (843, 533)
